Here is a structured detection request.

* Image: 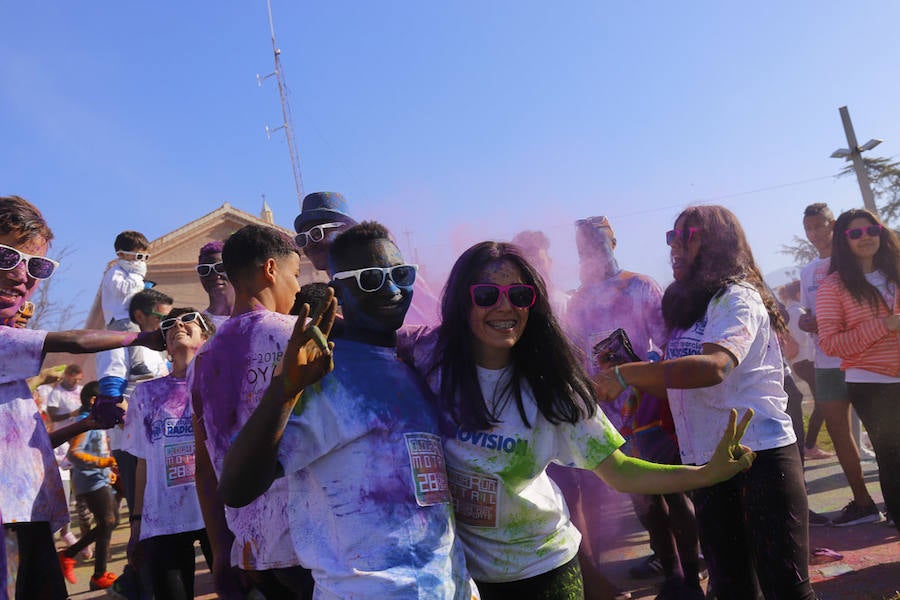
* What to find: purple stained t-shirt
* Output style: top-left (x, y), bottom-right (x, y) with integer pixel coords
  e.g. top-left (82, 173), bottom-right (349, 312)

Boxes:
top-left (278, 339), bottom-right (471, 599)
top-left (0, 326), bottom-right (68, 532)
top-left (189, 309), bottom-right (299, 570)
top-left (122, 375), bottom-right (205, 540)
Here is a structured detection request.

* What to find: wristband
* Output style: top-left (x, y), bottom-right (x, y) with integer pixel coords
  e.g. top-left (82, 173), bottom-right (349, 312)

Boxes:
top-left (613, 365), bottom-right (629, 390)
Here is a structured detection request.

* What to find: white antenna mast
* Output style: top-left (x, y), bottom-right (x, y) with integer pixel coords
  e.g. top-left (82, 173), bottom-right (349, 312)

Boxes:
top-left (258, 0), bottom-right (305, 208)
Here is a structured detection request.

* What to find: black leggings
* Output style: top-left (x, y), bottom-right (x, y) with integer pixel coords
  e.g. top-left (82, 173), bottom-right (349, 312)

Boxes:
top-left (62, 485), bottom-right (118, 575)
top-left (142, 528), bottom-right (213, 600)
top-left (847, 382), bottom-right (900, 528)
top-left (5, 521), bottom-right (68, 600)
top-left (692, 444), bottom-right (815, 600)
top-left (476, 555), bottom-right (583, 600)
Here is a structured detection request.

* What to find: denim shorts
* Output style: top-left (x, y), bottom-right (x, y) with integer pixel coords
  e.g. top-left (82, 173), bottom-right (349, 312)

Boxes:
top-left (814, 368), bottom-right (847, 402)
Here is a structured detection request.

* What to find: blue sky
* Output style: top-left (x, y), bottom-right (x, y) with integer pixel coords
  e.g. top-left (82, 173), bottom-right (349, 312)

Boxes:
top-left (4, 2), bottom-right (900, 327)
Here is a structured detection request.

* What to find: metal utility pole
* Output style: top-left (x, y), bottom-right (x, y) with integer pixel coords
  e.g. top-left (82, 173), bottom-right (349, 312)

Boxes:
top-left (259, 0), bottom-right (304, 208)
top-left (830, 106), bottom-right (882, 212)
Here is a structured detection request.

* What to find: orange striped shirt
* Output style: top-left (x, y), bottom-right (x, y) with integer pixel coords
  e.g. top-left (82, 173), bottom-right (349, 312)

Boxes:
top-left (816, 272), bottom-right (900, 377)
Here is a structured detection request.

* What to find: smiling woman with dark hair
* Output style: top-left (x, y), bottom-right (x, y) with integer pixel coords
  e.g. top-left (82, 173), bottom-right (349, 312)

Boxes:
top-left (596, 205), bottom-right (815, 599)
top-left (816, 208), bottom-right (900, 533)
top-left (400, 239), bottom-right (755, 600)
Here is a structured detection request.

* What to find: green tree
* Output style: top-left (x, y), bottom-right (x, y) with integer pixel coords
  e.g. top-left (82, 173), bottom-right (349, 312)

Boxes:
top-left (780, 235), bottom-right (818, 266)
top-left (839, 156), bottom-right (900, 224)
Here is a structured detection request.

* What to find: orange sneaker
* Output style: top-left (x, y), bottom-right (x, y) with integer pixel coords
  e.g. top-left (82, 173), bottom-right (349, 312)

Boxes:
top-left (58, 550), bottom-right (77, 584)
top-left (89, 572), bottom-right (118, 590)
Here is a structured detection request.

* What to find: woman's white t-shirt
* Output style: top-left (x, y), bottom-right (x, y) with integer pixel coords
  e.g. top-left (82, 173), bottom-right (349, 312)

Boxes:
top-left (665, 283), bottom-right (797, 465)
top-left (122, 375), bottom-right (204, 539)
top-left (444, 365), bottom-right (624, 582)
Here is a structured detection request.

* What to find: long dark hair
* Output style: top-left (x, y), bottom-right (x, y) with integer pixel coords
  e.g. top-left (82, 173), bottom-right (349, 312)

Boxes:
top-left (662, 205), bottom-right (785, 333)
top-left (829, 209), bottom-right (900, 310)
top-left (430, 241), bottom-right (596, 430)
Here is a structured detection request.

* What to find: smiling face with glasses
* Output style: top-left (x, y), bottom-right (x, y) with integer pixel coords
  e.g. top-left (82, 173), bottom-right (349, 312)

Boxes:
top-left (467, 259), bottom-right (536, 368)
top-left (0, 231), bottom-right (56, 319)
top-left (330, 237), bottom-right (414, 338)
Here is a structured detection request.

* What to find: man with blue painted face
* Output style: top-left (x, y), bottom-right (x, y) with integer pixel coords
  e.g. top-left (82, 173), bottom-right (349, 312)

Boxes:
top-left (220, 221), bottom-right (473, 600)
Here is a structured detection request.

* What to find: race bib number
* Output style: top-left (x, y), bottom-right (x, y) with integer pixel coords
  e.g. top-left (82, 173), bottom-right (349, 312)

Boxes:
top-left (447, 467), bottom-right (499, 527)
top-left (404, 433), bottom-right (450, 506)
top-left (165, 442), bottom-right (195, 487)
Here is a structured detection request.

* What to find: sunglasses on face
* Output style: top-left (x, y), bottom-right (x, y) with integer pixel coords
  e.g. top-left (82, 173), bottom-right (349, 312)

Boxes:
top-left (295, 222), bottom-right (345, 248)
top-left (196, 262), bottom-right (227, 277)
top-left (119, 250), bottom-right (151, 261)
top-left (160, 311), bottom-right (206, 332)
top-left (469, 283), bottom-right (537, 309)
top-left (665, 228), bottom-right (700, 246)
top-left (845, 224), bottom-right (882, 240)
top-left (331, 264), bottom-right (418, 292)
top-left (0, 244), bottom-right (59, 279)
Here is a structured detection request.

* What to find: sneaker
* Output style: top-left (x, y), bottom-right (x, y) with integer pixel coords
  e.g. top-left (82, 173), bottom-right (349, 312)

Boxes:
top-left (89, 571), bottom-right (118, 590)
top-left (859, 445), bottom-right (877, 461)
top-left (804, 445), bottom-right (834, 460)
top-left (81, 543), bottom-right (94, 560)
top-left (58, 550), bottom-right (77, 584)
top-left (809, 510), bottom-right (831, 527)
top-left (108, 567), bottom-right (139, 600)
top-left (832, 500), bottom-right (882, 527)
top-left (629, 553), bottom-right (663, 579)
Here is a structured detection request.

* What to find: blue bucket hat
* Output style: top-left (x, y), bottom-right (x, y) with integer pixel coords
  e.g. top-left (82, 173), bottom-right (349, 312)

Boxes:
top-left (294, 192), bottom-right (357, 232)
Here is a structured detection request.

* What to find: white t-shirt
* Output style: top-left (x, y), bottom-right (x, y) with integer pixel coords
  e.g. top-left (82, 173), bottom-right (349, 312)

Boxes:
top-left (0, 327), bottom-right (68, 532)
top-left (202, 311), bottom-right (230, 331)
top-left (34, 383), bottom-right (56, 413)
top-left (190, 309), bottom-right (299, 570)
top-left (47, 384), bottom-right (83, 432)
top-left (278, 340), bottom-right (472, 600)
top-left (785, 300), bottom-right (815, 365)
top-left (665, 283), bottom-right (797, 465)
top-left (122, 375), bottom-right (205, 540)
top-left (800, 257), bottom-right (841, 369)
top-left (442, 367), bottom-right (624, 582)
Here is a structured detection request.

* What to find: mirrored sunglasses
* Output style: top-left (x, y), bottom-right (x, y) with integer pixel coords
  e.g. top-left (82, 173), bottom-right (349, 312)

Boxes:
top-left (0, 244), bottom-right (59, 279)
top-left (160, 311), bottom-right (206, 332)
top-left (331, 264), bottom-right (418, 292)
top-left (295, 222), bottom-right (346, 248)
top-left (196, 261), bottom-right (227, 277)
top-left (665, 227), bottom-right (700, 246)
top-left (469, 283), bottom-right (537, 309)
top-left (120, 250), bottom-right (151, 261)
top-left (845, 224), bottom-right (882, 240)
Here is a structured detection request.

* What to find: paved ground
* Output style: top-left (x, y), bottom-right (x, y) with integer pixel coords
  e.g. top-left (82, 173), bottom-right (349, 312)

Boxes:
top-left (59, 414), bottom-right (898, 599)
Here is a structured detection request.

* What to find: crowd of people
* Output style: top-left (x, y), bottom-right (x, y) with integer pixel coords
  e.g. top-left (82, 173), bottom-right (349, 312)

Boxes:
top-left (1, 191), bottom-right (897, 600)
